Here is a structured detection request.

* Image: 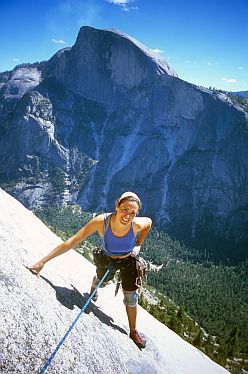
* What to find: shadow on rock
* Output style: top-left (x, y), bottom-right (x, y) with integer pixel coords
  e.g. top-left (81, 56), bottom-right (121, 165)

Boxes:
top-left (40, 275), bottom-right (128, 336)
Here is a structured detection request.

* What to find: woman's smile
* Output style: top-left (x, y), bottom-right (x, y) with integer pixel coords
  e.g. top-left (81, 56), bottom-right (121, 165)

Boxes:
top-left (121, 215), bottom-right (131, 224)
top-left (116, 201), bottom-right (139, 226)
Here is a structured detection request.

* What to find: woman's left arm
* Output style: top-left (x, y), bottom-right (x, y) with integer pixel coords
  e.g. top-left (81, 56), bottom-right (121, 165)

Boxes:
top-left (132, 217), bottom-right (152, 256)
top-left (135, 217), bottom-right (152, 245)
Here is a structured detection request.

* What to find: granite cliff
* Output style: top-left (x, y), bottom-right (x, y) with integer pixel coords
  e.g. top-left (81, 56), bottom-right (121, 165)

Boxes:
top-left (0, 26), bottom-right (247, 260)
top-left (0, 188), bottom-right (229, 374)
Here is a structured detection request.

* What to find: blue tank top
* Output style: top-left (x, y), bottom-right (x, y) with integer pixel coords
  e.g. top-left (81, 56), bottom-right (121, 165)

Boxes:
top-left (101, 213), bottom-right (136, 256)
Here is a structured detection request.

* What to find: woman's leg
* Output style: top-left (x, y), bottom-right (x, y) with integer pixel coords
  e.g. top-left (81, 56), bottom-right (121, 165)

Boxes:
top-left (121, 257), bottom-right (146, 348)
top-left (125, 295), bottom-right (137, 332)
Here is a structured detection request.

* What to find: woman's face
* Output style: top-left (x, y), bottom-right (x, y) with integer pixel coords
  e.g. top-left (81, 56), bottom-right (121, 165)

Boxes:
top-left (115, 200), bottom-right (139, 225)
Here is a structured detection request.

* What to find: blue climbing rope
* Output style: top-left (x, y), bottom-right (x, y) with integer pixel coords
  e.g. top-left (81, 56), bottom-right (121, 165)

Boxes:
top-left (39, 266), bottom-right (112, 374)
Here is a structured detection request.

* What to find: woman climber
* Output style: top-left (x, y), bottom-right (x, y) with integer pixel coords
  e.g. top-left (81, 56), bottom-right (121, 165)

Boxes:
top-left (29, 191), bottom-right (152, 348)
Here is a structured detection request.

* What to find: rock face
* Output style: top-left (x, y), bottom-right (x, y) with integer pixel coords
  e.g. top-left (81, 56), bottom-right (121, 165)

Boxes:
top-left (0, 26), bottom-right (248, 260)
top-left (48, 27), bottom-right (177, 105)
top-left (0, 188), bottom-right (229, 374)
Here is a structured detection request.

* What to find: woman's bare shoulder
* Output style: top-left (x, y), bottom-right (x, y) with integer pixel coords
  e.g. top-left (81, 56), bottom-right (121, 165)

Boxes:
top-left (90, 213), bottom-right (112, 235)
top-left (92, 212), bottom-right (112, 222)
top-left (133, 216), bottom-right (152, 230)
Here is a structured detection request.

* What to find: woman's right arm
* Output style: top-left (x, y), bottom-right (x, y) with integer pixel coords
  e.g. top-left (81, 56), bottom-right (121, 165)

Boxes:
top-left (29, 215), bottom-right (104, 276)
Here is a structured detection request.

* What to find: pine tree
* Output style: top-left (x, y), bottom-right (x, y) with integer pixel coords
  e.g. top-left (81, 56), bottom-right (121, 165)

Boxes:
top-left (177, 306), bottom-right (186, 323)
top-left (149, 304), bottom-right (159, 319)
top-left (204, 334), bottom-right (213, 356)
top-left (168, 311), bottom-right (182, 334)
top-left (193, 329), bottom-right (203, 348)
top-left (225, 327), bottom-right (240, 357)
top-left (216, 342), bottom-right (227, 366)
top-left (138, 292), bottom-right (148, 308)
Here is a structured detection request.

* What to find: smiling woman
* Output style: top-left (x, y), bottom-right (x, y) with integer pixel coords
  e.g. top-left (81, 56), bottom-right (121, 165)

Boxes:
top-left (116, 191), bottom-right (141, 221)
top-left (29, 191), bottom-right (152, 349)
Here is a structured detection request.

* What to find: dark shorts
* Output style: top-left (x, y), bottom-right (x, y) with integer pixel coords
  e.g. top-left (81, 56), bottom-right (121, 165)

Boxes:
top-left (93, 248), bottom-right (138, 291)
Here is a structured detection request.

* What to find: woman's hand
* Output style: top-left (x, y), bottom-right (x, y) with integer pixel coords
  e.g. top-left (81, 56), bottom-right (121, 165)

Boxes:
top-left (131, 246), bottom-right (141, 257)
top-left (28, 260), bottom-right (45, 277)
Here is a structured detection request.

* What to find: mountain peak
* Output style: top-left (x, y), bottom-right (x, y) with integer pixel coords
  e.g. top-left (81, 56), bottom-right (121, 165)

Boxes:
top-left (78, 26), bottom-right (178, 78)
top-left (47, 25), bottom-right (177, 104)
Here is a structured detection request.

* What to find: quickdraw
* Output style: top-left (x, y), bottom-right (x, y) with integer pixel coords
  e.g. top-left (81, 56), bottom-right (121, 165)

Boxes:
top-left (135, 256), bottom-right (147, 293)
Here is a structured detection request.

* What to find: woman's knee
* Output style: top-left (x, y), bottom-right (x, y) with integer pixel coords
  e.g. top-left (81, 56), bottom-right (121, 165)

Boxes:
top-left (123, 290), bottom-right (139, 307)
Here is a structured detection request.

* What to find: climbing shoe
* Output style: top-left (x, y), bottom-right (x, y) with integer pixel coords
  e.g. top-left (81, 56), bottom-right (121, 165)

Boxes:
top-left (90, 287), bottom-right (98, 302)
top-left (130, 330), bottom-right (146, 349)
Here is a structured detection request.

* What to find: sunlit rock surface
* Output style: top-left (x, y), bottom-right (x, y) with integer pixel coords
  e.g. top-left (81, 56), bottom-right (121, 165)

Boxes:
top-left (0, 188), bottom-right (229, 374)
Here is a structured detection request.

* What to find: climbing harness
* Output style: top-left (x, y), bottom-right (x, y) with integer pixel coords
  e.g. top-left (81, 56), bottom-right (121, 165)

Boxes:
top-left (113, 256), bottom-right (148, 296)
top-left (39, 265), bottom-right (112, 374)
top-left (135, 256), bottom-right (147, 293)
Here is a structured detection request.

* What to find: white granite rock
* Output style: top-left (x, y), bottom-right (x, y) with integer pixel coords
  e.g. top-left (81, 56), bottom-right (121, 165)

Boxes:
top-left (0, 188), bottom-right (230, 374)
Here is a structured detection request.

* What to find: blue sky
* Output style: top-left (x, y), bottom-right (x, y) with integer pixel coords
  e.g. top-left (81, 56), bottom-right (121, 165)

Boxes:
top-left (0, 0), bottom-right (247, 91)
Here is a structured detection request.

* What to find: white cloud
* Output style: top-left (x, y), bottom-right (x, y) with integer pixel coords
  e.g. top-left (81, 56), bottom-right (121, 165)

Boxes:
top-left (126, 6), bottom-right (138, 11)
top-left (106, 0), bottom-right (137, 11)
top-left (51, 38), bottom-right (66, 44)
top-left (106, 0), bottom-right (131, 4)
top-left (151, 48), bottom-right (164, 53)
top-left (185, 60), bottom-right (191, 63)
top-left (238, 66), bottom-right (244, 70)
top-left (222, 77), bottom-right (237, 83)
top-left (13, 58), bottom-right (20, 62)
top-left (207, 61), bottom-right (219, 66)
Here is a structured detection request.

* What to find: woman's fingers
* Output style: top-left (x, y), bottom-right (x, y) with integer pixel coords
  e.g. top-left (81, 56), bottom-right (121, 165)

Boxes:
top-left (28, 261), bottom-right (44, 277)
